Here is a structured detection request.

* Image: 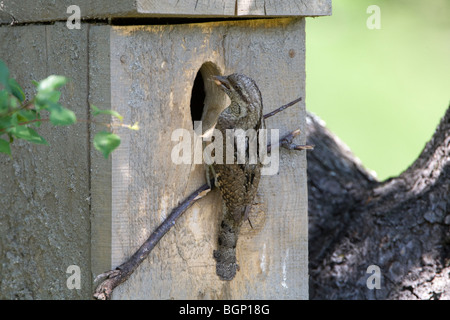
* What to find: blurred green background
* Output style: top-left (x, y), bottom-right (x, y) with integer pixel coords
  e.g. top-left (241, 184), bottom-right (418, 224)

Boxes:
top-left (306, 0), bottom-right (450, 181)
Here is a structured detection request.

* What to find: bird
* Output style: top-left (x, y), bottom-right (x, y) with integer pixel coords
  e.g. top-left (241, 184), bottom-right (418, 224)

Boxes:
top-left (209, 73), bottom-right (265, 280)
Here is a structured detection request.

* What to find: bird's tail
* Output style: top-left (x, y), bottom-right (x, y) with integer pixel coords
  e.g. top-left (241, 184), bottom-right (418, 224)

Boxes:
top-left (213, 217), bottom-right (240, 281)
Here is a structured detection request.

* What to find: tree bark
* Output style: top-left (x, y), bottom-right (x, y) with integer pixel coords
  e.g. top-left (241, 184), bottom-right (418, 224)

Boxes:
top-left (307, 105), bottom-right (450, 299)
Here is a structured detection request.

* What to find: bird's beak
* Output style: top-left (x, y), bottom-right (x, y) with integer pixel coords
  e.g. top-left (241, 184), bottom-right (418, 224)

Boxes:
top-left (213, 75), bottom-right (230, 90)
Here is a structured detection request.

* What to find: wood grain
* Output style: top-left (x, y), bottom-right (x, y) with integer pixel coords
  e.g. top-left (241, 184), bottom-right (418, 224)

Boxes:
top-left (0, 0), bottom-right (331, 24)
top-left (95, 18), bottom-right (308, 299)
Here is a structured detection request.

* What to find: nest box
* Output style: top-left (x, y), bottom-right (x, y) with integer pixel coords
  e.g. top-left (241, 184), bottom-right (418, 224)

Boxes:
top-left (0, 0), bottom-right (331, 299)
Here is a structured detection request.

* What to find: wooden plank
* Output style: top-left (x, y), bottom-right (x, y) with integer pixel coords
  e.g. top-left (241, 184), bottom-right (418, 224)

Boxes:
top-left (0, 22), bottom-right (91, 298)
top-left (89, 25), bottom-right (113, 277)
top-left (0, 0), bottom-right (137, 23)
top-left (136, 0), bottom-right (235, 16)
top-left (237, 0), bottom-right (331, 16)
top-left (0, 0), bottom-right (330, 24)
top-left (107, 17), bottom-right (308, 299)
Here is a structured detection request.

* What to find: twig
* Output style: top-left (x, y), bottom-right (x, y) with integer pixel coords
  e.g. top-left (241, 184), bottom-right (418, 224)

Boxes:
top-left (263, 97), bottom-right (302, 119)
top-left (93, 183), bottom-right (212, 300)
top-left (93, 97), bottom-right (312, 300)
top-left (267, 129), bottom-right (314, 153)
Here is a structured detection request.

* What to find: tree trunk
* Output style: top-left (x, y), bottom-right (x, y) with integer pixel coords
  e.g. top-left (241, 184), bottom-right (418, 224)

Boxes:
top-left (306, 105), bottom-right (450, 300)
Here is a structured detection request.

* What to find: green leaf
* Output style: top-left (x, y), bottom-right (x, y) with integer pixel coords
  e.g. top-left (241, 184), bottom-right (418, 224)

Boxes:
top-left (94, 131), bottom-right (121, 159)
top-left (8, 78), bottom-right (25, 102)
top-left (0, 138), bottom-right (11, 155)
top-left (9, 96), bottom-right (17, 109)
top-left (39, 90), bottom-right (61, 103)
top-left (0, 90), bottom-right (9, 114)
top-left (0, 115), bottom-right (13, 130)
top-left (48, 103), bottom-right (76, 126)
top-left (9, 112), bottom-right (18, 126)
top-left (91, 105), bottom-right (123, 121)
top-left (35, 90), bottom-right (61, 110)
top-left (0, 61), bottom-right (25, 101)
top-left (37, 75), bottom-right (68, 92)
top-left (33, 111), bottom-right (42, 128)
top-left (9, 126), bottom-right (48, 145)
top-left (18, 109), bottom-right (38, 123)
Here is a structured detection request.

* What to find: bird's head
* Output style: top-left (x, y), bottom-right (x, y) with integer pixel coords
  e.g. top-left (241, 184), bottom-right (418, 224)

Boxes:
top-left (213, 73), bottom-right (262, 111)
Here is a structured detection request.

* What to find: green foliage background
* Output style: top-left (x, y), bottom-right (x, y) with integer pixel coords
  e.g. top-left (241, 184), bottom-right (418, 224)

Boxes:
top-left (306, 0), bottom-right (450, 181)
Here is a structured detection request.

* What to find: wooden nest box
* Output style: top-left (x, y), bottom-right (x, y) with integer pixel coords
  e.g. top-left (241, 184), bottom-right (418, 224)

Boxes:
top-left (0, 0), bottom-right (331, 299)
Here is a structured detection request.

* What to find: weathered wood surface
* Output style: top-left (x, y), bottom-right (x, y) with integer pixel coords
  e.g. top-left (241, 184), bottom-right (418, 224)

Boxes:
top-left (89, 25), bottom-right (114, 282)
top-left (0, 23), bottom-right (91, 299)
top-left (89, 18), bottom-right (308, 299)
top-left (0, 0), bottom-right (331, 24)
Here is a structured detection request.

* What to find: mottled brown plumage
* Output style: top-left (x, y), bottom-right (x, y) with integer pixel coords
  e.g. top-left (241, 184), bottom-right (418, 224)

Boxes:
top-left (210, 73), bottom-right (265, 280)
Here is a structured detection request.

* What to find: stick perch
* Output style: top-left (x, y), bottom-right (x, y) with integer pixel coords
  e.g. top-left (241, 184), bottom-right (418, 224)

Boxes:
top-left (263, 97), bottom-right (302, 119)
top-left (93, 97), bottom-right (312, 300)
top-left (93, 183), bottom-right (211, 300)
